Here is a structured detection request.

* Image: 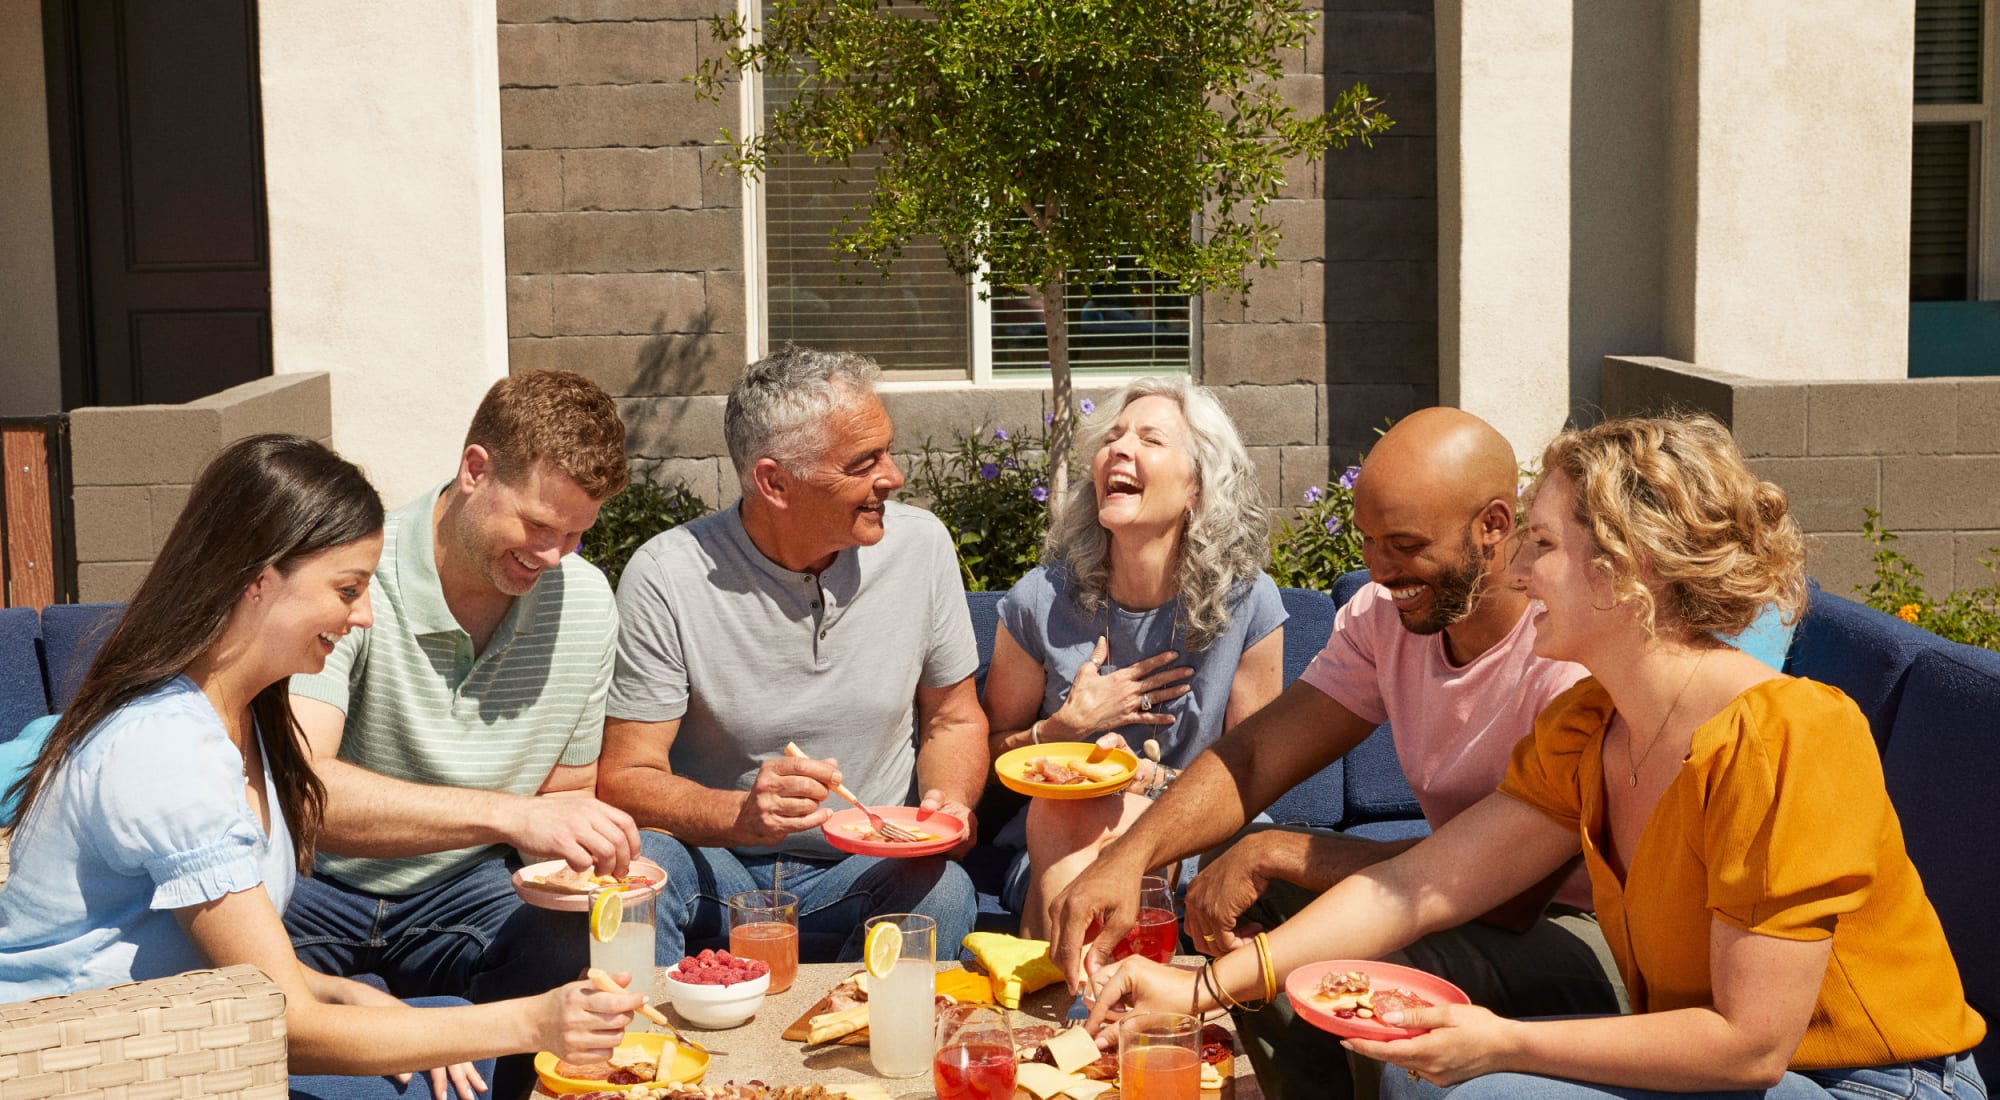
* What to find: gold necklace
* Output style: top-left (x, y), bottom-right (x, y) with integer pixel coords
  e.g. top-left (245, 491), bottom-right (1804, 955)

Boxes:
top-left (1626, 650), bottom-right (1706, 788)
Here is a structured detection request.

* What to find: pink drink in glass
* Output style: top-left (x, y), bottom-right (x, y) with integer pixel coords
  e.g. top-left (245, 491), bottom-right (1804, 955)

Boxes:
top-left (728, 921), bottom-right (799, 994)
top-left (932, 1042), bottom-right (1017, 1100)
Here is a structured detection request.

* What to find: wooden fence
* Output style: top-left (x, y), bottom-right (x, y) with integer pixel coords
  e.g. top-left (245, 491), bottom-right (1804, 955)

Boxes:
top-left (0, 416), bottom-right (74, 608)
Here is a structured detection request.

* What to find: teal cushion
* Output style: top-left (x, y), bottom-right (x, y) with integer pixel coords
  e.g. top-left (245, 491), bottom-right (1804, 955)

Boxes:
top-left (1723, 603), bottom-right (1795, 670)
top-left (0, 714), bottom-right (59, 826)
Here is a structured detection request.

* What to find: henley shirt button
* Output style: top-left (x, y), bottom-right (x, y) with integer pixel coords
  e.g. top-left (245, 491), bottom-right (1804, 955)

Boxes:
top-left (820, 629), bottom-right (829, 639)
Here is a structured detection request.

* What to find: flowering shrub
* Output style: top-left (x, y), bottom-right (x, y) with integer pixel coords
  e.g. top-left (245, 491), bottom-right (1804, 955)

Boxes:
top-left (580, 465), bottom-right (713, 589)
top-left (901, 425), bottom-right (1052, 591)
top-left (1856, 509), bottom-right (2000, 651)
top-left (1267, 465), bottom-right (1366, 591)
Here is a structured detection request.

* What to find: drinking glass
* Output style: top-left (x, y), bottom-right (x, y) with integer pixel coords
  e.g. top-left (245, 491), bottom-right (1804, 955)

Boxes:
top-left (864, 913), bottom-right (936, 1078)
top-left (1114, 874), bottom-right (1179, 964)
top-left (1118, 1012), bottom-right (1201, 1100)
top-left (932, 1003), bottom-right (1017, 1100)
top-left (726, 889), bottom-right (799, 993)
top-left (588, 885), bottom-right (660, 1027)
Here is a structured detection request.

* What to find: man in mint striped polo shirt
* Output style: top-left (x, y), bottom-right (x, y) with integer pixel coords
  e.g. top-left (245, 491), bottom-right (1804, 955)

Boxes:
top-left (284, 372), bottom-right (642, 1094)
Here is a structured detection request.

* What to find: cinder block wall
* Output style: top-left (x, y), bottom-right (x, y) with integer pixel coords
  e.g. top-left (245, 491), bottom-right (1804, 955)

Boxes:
top-left (1603, 356), bottom-right (2000, 598)
top-left (498, 0), bottom-right (1441, 522)
top-left (68, 373), bottom-right (334, 601)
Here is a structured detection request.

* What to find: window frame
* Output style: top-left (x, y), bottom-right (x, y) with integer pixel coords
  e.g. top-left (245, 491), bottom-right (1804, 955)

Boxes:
top-left (1913, 0), bottom-right (2000, 299)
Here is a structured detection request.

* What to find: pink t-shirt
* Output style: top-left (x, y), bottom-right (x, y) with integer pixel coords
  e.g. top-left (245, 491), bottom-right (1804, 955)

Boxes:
top-left (1298, 582), bottom-right (1594, 910)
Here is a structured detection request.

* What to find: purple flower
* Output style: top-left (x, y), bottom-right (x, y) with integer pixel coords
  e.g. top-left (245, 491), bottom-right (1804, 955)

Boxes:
top-left (1079, 398), bottom-right (1096, 415)
top-left (1003, 458), bottom-right (1018, 469)
top-left (1303, 486), bottom-right (1323, 504)
top-left (979, 462), bottom-right (1000, 480)
top-left (1031, 484), bottom-right (1049, 502)
top-left (1338, 466), bottom-right (1361, 490)
top-left (1044, 411), bottom-right (1056, 426)
top-left (993, 427), bottom-right (1010, 441)
top-left (1324, 516), bottom-right (1343, 535)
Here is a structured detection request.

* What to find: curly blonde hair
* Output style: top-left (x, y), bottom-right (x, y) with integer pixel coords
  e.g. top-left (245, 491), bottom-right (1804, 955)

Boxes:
top-left (1046, 377), bottom-right (1269, 652)
top-left (1533, 412), bottom-right (1806, 639)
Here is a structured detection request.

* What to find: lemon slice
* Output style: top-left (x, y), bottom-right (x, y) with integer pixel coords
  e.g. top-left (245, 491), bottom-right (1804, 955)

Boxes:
top-left (864, 921), bottom-right (902, 980)
top-left (590, 887), bottom-right (624, 944)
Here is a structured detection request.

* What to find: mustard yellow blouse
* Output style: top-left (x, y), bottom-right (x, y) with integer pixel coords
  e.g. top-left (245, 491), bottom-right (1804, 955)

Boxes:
top-left (1499, 676), bottom-right (1985, 1069)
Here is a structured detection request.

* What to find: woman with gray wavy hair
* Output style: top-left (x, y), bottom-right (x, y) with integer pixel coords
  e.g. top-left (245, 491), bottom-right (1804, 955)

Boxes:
top-left (983, 376), bottom-right (1287, 938)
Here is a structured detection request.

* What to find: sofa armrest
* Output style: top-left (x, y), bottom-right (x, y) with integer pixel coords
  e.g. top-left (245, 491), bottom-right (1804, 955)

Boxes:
top-left (0, 964), bottom-right (288, 1098)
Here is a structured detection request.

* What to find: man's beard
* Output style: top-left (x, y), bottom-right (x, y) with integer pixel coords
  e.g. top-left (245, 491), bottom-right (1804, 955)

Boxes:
top-left (1402, 526), bottom-right (1486, 635)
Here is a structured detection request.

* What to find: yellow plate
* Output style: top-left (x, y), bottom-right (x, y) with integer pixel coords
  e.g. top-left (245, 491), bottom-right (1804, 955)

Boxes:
top-left (995, 743), bottom-right (1140, 800)
top-left (533, 1033), bottom-right (708, 1095)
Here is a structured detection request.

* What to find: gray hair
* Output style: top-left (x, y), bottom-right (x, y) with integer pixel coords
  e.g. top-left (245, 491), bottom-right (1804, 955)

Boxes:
top-left (1045, 376), bottom-right (1270, 652)
top-left (724, 345), bottom-right (883, 490)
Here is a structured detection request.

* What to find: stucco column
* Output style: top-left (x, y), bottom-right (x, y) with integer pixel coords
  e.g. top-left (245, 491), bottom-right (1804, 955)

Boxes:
top-left (0, 0), bottom-right (61, 417)
top-left (1435, 0), bottom-right (1573, 461)
top-left (1665, 1), bottom-right (1913, 380)
top-left (260, 2), bottom-right (510, 507)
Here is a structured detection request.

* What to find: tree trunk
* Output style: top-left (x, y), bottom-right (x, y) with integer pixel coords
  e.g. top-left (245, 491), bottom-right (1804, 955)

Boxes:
top-left (1041, 269), bottom-right (1073, 516)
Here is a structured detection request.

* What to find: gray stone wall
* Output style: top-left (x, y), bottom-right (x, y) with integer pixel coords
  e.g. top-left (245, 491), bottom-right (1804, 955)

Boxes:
top-left (498, 0), bottom-right (1442, 521)
top-left (69, 373), bottom-right (333, 601)
top-left (1603, 356), bottom-right (2000, 598)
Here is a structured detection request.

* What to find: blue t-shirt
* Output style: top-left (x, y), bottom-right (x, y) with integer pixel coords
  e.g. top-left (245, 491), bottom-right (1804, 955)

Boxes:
top-left (0, 677), bottom-right (294, 1000)
top-left (996, 565), bottom-right (1287, 769)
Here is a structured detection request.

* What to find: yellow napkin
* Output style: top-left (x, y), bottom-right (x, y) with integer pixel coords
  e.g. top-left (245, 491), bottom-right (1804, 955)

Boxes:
top-left (962, 932), bottom-right (1067, 1009)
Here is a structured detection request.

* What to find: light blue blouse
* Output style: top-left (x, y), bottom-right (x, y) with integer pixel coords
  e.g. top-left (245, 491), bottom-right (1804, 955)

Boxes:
top-left (997, 565), bottom-right (1288, 769)
top-left (0, 677), bottom-right (294, 1000)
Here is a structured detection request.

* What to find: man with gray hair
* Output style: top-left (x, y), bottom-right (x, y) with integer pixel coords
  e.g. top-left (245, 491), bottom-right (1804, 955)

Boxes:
top-left (599, 346), bottom-right (985, 964)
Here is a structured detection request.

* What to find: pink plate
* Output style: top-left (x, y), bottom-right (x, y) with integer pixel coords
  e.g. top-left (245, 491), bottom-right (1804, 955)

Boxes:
top-left (821, 806), bottom-right (964, 858)
top-left (510, 857), bottom-right (667, 912)
top-left (1284, 959), bottom-right (1470, 1042)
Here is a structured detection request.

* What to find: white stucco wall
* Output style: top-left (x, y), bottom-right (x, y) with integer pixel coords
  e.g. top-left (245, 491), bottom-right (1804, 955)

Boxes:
top-left (1436, 0), bottom-right (1573, 461)
top-left (1679, 2), bottom-right (1913, 380)
top-left (0, 0), bottom-right (62, 417)
top-left (259, 2), bottom-right (508, 508)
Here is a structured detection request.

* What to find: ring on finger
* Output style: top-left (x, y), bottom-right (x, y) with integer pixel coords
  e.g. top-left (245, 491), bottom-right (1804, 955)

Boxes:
top-left (1139, 693), bottom-right (1152, 711)
top-left (1406, 1068), bottom-right (1420, 1081)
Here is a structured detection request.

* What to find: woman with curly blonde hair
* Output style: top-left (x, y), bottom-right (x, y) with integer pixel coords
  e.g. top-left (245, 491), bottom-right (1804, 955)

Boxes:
top-left (1086, 413), bottom-right (1984, 1100)
top-left (983, 376), bottom-right (1286, 938)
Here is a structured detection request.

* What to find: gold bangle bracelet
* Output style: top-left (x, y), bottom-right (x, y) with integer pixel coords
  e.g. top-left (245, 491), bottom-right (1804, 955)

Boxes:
top-left (1254, 932), bottom-right (1278, 1005)
top-left (1206, 960), bottom-right (1246, 1012)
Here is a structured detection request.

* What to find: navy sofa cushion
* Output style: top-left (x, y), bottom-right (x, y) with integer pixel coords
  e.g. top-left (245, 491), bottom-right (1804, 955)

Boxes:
top-left (1263, 588), bottom-right (1344, 829)
top-left (1880, 642), bottom-right (2000, 1071)
top-left (0, 608), bottom-right (48, 745)
top-left (966, 590), bottom-right (1005, 696)
top-left (39, 603), bottom-right (122, 711)
top-left (1783, 582), bottom-right (1944, 749)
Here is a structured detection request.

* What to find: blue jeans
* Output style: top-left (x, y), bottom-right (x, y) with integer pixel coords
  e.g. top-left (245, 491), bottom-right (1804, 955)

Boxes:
top-left (284, 857), bottom-right (586, 1100)
top-left (640, 831), bottom-right (976, 964)
top-left (1378, 1053), bottom-right (1987, 1100)
top-left (288, 997), bottom-right (499, 1100)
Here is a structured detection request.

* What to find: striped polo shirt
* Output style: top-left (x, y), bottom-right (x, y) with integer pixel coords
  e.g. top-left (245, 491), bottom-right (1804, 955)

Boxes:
top-left (291, 483), bottom-right (618, 896)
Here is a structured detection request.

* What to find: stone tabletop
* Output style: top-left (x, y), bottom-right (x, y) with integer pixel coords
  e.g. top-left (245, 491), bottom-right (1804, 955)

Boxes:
top-left (542, 960), bottom-right (1262, 1098)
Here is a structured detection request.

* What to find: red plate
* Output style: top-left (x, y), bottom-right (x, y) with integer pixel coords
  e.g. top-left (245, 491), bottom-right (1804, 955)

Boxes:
top-left (1284, 960), bottom-right (1469, 1042)
top-left (821, 806), bottom-right (964, 858)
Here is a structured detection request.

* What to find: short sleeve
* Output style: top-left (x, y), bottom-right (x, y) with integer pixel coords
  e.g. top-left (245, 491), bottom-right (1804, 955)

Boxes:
top-left (1236, 574), bottom-right (1288, 650)
top-left (1496, 677), bottom-right (1606, 834)
top-left (1295, 587), bottom-right (1391, 725)
top-left (86, 707), bottom-right (269, 911)
top-left (1700, 682), bottom-right (1881, 940)
top-left (289, 627), bottom-right (365, 712)
top-left (996, 567), bottom-right (1057, 667)
top-left (919, 514), bottom-right (979, 689)
top-left (607, 539), bottom-right (690, 722)
top-left (561, 599), bottom-right (618, 766)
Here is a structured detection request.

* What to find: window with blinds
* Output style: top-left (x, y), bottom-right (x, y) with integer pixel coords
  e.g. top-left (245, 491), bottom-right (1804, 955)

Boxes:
top-left (1911, 0), bottom-right (1989, 300)
top-left (757, 5), bottom-right (1190, 380)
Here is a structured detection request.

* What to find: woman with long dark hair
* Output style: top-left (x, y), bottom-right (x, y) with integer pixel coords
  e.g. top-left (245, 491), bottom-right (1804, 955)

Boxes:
top-left (0, 435), bottom-right (639, 1099)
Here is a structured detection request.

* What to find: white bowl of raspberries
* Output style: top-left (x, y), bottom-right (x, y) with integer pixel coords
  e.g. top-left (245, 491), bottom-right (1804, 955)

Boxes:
top-left (662, 949), bottom-right (771, 1029)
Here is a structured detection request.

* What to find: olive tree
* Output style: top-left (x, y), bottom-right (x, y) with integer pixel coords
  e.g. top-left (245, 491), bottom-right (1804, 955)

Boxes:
top-left (698, 0), bottom-right (1391, 509)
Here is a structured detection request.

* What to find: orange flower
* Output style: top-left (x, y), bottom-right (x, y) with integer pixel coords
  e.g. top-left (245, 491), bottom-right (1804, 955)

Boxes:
top-left (1897, 603), bottom-right (1921, 623)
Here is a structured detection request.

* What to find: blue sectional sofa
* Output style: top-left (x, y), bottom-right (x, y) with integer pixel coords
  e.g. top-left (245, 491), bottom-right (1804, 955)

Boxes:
top-left (3, 582), bottom-right (1995, 1070)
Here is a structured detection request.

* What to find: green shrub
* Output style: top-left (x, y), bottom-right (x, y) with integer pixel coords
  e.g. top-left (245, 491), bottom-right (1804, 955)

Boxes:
top-left (1855, 509), bottom-right (2000, 651)
top-left (1267, 465), bottom-right (1366, 592)
top-left (901, 424), bottom-right (1052, 592)
top-left (580, 466), bottom-right (713, 589)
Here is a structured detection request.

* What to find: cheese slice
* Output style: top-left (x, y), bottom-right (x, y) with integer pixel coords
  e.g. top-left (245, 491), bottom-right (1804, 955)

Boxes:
top-left (1042, 1027), bottom-right (1101, 1075)
top-left (1015, 1062), bottom-right (1078, 1100)
top-left (1062, 1077), bottom-right (1115, 1100)
top-left (1200, 1060), bottom-right (1227, 1090)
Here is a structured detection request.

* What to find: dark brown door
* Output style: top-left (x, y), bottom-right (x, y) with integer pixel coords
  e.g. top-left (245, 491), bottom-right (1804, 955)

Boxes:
top-left (46, 0), bottom-right (272, 409)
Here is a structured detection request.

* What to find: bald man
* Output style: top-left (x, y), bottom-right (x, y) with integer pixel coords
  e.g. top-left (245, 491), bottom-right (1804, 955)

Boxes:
top-left (1049, 408), bottom-right (1625, 1100)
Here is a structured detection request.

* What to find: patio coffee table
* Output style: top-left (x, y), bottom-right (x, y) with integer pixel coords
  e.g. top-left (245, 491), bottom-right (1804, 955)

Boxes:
top-left (535, 959), bottom-right (1261, 1098)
